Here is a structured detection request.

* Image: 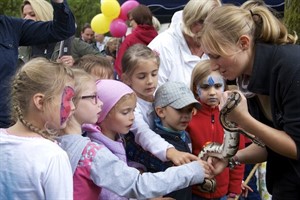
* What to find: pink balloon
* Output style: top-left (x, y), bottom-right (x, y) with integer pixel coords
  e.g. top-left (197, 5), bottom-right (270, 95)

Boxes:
top-left (118, 0), bottom-right (140, 21)
top-left (110, 19), bottom-right (127, 37)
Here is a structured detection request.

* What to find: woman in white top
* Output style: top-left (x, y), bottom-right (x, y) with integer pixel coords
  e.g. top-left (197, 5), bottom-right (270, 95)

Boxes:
top-left (148, 0), bottom-right (221, 87)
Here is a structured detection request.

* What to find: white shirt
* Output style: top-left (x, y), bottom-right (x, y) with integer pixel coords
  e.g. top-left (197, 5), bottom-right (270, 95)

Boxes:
top-left (130, 97), bottom-right (173, 161)
top-left (96, 36), bottom-right (110, 52)
top-left (169, 10), bottom-right (183, 29)
top-left (0, 129), bottom-right (73, 200)
top-left (148, 22), bottom-right (208, 87)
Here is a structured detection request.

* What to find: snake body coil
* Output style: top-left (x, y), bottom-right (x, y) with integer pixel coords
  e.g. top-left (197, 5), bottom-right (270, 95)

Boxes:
top-left (197, 91), bottom-right (265, 193)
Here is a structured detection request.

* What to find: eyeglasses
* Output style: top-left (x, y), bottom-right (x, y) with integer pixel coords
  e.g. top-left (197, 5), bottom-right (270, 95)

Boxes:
top-left (81, 95), bottom-right (98, 105)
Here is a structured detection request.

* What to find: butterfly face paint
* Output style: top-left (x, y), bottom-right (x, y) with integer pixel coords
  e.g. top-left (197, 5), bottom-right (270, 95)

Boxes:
top-left (60, 86), bottom-right (75, 125)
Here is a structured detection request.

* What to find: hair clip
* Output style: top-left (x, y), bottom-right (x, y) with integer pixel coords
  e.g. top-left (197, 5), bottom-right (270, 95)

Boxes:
top-left (152, 49), bottom-right (160, 57)
top-left (249, 10), bottom-right (254, 16)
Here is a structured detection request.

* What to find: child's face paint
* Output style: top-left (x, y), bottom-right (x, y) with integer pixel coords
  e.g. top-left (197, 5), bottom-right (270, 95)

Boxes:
top-left (196, 72), bottom-right (224, 107)
top-left (60, 86), bottom-right (75, 125)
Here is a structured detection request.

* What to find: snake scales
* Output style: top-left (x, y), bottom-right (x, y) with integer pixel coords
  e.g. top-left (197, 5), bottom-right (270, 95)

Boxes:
top-left (197, 91), bottom-right (265, 193)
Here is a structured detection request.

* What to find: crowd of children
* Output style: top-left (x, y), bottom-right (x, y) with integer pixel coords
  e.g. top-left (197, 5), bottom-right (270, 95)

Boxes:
top-left (1, 0), bottom-right (299, 199)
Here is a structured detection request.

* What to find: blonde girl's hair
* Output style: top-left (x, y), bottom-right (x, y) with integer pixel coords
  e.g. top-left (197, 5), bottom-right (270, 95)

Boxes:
top-left (71, 68), bottom-right (96, 106)
top-left (190, 60), bottom-right (213, 98)
top-left (11, 57), bottom-right (74, 140)
top-left (121, 44), bottom-right (160, 79)
top-left (200, 5), bottom-right (298, 57)
top-left (182, 0), bottom-right (221, 38)
top-left (74, 55), bottom-right (114, 80)
top-left (21, 0), bottom-right (53, 21)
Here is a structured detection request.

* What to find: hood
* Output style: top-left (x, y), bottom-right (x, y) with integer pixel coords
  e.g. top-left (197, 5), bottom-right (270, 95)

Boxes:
top-left (132, 24), bottom-right (158, 44)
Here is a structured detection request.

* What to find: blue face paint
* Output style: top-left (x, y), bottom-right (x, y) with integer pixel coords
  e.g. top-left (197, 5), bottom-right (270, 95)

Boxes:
top-left (196, 85), bottom-right (202, 97)
top-left (208, 76), bottom-right (215, 86)
top-left (196, 74), bottom-right (225, 99)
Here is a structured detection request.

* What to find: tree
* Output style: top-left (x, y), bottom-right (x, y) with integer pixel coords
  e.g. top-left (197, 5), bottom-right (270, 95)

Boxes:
top-left (68, 0), bottom-right (100, 36)
top-left (1, 0), bottom-right (23, 16)
top-left (284, 0), bottom-right (300, 44)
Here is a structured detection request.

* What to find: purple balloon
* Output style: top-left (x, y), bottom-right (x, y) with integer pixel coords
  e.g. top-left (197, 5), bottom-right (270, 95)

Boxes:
top-left (110, 19), bottom-right (127, 38)
top-left (119, 0), bottom-right (140, 21)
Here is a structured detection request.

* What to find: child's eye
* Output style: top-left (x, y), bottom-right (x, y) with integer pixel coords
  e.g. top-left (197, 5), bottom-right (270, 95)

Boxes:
top-left (151, 71), bottom-right (158, 77)
top-left (122, 111), bottom-right (129, 115)
top-left (200, 84), bottom-right (209, 89)
top-left (214, 83), bottom-right (223, 89)
top-left (137, 75), bottom-right (145, 79)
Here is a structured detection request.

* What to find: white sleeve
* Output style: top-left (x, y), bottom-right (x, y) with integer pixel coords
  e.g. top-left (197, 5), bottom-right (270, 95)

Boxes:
top-left (44, 151), bottom-right (73, 200)
top-left (148, 34), bottom-right (174, 87)
top-left (131, 105), bottom-right (173, 161)
top-left (91, 147), bottom-right (205, 199)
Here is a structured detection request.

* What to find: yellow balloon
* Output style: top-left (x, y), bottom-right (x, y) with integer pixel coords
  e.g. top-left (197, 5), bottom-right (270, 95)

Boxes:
top-left (91, 13), bottom-right (111, 34)
top-left (101, 0), bottom-right (120, 19)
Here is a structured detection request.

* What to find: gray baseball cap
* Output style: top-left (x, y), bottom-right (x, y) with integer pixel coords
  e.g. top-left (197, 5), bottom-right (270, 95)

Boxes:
top-left (154, 81), bottom-right (201, 109)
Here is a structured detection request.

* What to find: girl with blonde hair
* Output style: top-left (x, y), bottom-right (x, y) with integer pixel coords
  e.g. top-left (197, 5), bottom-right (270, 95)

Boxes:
top-left (0, 57), bottom-right (75, 199)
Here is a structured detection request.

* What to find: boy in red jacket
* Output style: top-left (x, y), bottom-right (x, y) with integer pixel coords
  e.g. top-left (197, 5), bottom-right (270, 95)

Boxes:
top-left (187, 60), bottom-right (245, 199)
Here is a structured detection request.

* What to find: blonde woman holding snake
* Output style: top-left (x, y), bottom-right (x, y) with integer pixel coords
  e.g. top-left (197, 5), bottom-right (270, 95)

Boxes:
top-left (198, 4), bottom-right (299, 200)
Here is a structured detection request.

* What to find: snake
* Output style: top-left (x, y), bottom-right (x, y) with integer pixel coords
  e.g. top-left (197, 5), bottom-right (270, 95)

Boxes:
top-left (197, 91), bottom-right (265, 193)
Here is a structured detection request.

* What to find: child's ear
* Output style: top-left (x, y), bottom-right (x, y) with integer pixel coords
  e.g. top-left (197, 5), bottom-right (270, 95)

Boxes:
top-left (155, 107), bottom-right (165, 118)
top-left (32, 93), bottom-right (45, 111)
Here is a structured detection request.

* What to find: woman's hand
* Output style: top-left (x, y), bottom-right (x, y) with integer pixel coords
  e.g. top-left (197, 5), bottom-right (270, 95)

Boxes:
top-left (57, 55), bottom-right (75, 67)
top-left (220, 90), bottom-right (251, 128)
top-left (241, 181), bottom-right (254, 197)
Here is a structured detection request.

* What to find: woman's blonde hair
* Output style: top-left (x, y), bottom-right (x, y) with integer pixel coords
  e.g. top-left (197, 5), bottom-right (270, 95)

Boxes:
top-left (11, 57), bottom-right (74, 140)
top-left (21, 0), bottom-right (53, 21)
top-left (200, 5), bottom-right (298, 57)
top-left (190, 60), bottom-right (213, 98)
top-left (182, 0), bottom-right (221, 37)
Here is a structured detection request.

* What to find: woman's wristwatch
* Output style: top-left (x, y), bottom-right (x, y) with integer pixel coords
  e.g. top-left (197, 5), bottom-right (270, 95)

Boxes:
top-left (228, 155), bottom-right (241, 169)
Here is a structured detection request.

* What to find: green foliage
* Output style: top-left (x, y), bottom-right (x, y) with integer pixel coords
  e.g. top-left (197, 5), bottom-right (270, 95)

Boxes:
top-left (1, 0), bottom-right (23, 17)
top-left (284, 0), bottom-right (300, 44)
top-left (68, 0), bottom-right (101, 36)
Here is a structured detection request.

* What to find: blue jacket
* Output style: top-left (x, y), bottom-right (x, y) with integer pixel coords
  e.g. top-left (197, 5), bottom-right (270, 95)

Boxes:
top-left (0, 0), bottom-right (75, 127)
top-left (154, 119), bottom-right (192, 200)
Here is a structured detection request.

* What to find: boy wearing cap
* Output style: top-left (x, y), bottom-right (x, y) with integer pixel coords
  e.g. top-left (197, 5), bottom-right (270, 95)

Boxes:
top-left (153, 81), bottom-right (201, 200)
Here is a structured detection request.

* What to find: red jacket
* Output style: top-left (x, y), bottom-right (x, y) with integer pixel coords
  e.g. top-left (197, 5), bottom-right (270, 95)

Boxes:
top-left (186, 103), bottom-right (245, 198)
top-left (115, 24), bottom-right (158, 77)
